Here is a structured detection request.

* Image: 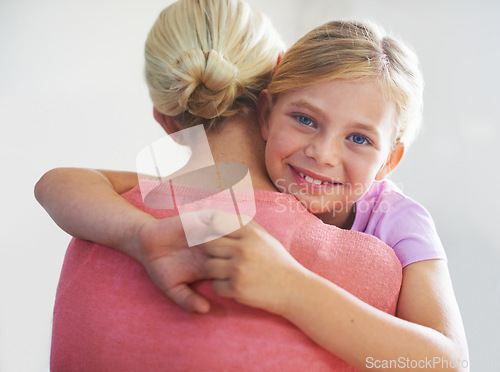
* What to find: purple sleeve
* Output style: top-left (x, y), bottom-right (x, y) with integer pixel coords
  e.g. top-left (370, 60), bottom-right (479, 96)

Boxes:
top-left (352, 181), bottom-right (447, 268)
top-left (382, 198), bottom-right (447, 268)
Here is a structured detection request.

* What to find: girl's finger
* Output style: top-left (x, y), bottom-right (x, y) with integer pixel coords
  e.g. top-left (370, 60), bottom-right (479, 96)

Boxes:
top-left (211, 279), bottom-right (233, 298)
top-left (202, 238), bottom-right (234, 258)
top-left (204, 258), bottom-right (232, 279)
top-left (165, 284), bottom-right (211, 314)
top-left (209, 212), bottom-right (247, 238)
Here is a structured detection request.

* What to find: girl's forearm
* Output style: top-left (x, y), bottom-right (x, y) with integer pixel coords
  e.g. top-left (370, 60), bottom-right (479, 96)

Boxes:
top-left (34, 168), bottom-right (153, 262)
top-left (279, 270), bottom-right (467, 372)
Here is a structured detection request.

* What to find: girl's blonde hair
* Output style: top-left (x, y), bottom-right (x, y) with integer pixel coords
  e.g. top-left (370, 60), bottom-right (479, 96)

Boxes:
top-left (269, 21), bottom-right (424, 147)
top-left (145, 0), bottom-right (284, 130)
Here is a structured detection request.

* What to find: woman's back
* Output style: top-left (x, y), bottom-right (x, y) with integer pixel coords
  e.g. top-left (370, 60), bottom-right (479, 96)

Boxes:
top-left (51, 184), bottom-right (401, 372)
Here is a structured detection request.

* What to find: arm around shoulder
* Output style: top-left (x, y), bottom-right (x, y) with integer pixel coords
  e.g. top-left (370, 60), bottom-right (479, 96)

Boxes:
top-left (34, 167), bottom-right (152, 261)
top-left (396, 259), bottom-right (469, 369)
top-left (275, 258), bottom-right (468, 371)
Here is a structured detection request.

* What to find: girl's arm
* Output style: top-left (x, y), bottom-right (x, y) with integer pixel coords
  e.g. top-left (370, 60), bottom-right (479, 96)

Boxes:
top-left (202, 216), bottom-right (469, 372)
top-left (34, 168), bottom-right (211, 313)
top-left (35, 168), bottom-right (146, 259)
top-left (282, 260), bottom-right (469, 371)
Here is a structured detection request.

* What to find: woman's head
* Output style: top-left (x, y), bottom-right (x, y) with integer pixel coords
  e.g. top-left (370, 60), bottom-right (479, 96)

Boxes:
top-left (269, 20), bottom-right (423, 147)
top-left (145, 0), bottom-right (284, 130)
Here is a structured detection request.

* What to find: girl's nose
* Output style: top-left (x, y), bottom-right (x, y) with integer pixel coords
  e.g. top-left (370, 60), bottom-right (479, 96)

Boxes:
top-left (304, 136), bottom-right (342, 167)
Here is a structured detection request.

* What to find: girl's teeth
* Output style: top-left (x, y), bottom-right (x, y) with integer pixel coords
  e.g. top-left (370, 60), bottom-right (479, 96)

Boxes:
top-left (298, 171), bottom-right (330, 185)
top-left (310, 176), bottom-right (322, 185)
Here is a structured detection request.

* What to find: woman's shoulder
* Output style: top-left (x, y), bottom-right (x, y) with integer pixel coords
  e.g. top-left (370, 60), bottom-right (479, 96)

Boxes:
top-left (120, 181), bottom-right (310, 218)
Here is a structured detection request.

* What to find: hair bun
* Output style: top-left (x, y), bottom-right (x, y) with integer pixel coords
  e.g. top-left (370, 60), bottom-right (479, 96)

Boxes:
top-left (168, 49), bottom-right (240, 119)
top-left (202, 50), bottom-right (238, 91)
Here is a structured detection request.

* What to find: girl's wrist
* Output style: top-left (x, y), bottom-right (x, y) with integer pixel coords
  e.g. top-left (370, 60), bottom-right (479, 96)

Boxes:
top-left (273, 264), bottom-right (315, 318)
top-left (122, 214), bottom-right (157, 264)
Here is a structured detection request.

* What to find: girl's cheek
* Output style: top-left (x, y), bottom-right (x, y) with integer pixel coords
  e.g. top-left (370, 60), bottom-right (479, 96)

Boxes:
top-left (347, 154), bottom-right (372, 171)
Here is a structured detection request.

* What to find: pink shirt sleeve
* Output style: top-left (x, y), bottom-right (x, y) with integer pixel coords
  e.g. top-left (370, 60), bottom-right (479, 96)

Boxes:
top-left (351, 180), bottom-right (447, 268)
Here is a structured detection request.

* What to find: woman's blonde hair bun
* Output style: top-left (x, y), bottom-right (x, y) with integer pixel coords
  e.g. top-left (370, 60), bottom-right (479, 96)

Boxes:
top-left (169, 49), bottom-right (241, 119)
top-left (145, 0), bottom-right (284, 130)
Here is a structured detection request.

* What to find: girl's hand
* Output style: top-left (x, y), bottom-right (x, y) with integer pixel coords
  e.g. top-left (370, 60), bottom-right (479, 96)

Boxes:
top-left (133, 211), bottom-right (219, 314)
top-left (201, 213), bottom-right (308, 315)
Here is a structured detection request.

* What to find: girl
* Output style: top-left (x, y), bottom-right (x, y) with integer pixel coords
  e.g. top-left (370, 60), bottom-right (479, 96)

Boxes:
top-left (199, 21), bottom-right (469, 370)
top-left (36, 5), bottom-right (468, 371)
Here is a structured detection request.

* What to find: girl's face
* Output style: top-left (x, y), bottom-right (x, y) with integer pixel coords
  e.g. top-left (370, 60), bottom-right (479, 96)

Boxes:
top-left (260, 79), bottom-right (404, 228)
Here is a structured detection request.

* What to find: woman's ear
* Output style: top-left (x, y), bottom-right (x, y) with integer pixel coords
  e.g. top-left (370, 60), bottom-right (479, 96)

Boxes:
top-left (257, 90), bottom-right (274, 141)
top-left (153, 107), bottom-right (182, 134)
top-left (375, 142), bottom-right (405, 180)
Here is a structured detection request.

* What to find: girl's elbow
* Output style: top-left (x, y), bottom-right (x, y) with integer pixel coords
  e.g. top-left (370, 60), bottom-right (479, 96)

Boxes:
top-left (34, 168), bottom-right (62, 203)
top-left (443, 340), bottom-right (469, 372)
top-left (34, 172), bottom-right (49, 203)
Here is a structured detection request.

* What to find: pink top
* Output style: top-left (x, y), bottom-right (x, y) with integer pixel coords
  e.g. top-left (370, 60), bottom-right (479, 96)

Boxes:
top-left (351, 180), bottom-right (447, 268)
top-left (51, 185), bottom-right (402, 372)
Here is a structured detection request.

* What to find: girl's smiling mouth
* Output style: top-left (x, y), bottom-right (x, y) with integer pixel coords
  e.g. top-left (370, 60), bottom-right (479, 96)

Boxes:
top-left (289, 165), bottom-right (343, 189)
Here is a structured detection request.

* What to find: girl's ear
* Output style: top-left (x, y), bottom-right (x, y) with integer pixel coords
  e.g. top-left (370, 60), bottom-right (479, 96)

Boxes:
top-left (375, 142), bottom-right (405, 180)
top-left (257, 90), bottom-right (274, 141)
top-left (153, 107), bottom-right (182, 134)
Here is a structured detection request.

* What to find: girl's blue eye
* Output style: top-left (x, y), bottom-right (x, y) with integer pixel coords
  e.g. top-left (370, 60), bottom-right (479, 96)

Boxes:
top-left (348, 134), bottom-right (370, 145)
top-left (296, 115), bottom-right (314, 126)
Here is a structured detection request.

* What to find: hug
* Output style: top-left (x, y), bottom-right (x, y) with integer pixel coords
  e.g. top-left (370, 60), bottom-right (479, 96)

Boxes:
top-left (35, 0), bottom-right (468, 370)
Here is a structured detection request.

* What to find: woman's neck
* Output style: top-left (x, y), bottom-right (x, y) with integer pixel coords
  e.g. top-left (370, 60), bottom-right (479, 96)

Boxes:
top-left (206, 113), bottom-right (277, 192)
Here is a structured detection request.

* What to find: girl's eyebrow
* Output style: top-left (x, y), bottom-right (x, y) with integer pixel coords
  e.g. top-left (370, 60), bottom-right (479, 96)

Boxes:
top-left (351, 122), bottom-right (380, 137)
top-left (287, 100), bottom-right (328, 121)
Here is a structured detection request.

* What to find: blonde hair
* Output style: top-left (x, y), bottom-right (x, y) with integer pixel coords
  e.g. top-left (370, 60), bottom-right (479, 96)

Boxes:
top-left (269, 21), bottom-right (424, 147)
top-left (145, 0), bottom-right (284, 130)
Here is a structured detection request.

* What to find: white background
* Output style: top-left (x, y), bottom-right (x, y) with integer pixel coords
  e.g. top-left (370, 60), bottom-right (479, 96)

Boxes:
top-left (1, 0), bottom-right (499, 370)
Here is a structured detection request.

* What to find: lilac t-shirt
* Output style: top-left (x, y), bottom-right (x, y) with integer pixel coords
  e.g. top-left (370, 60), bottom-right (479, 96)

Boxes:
top-left (351, 179), bottom-right (446, 268)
